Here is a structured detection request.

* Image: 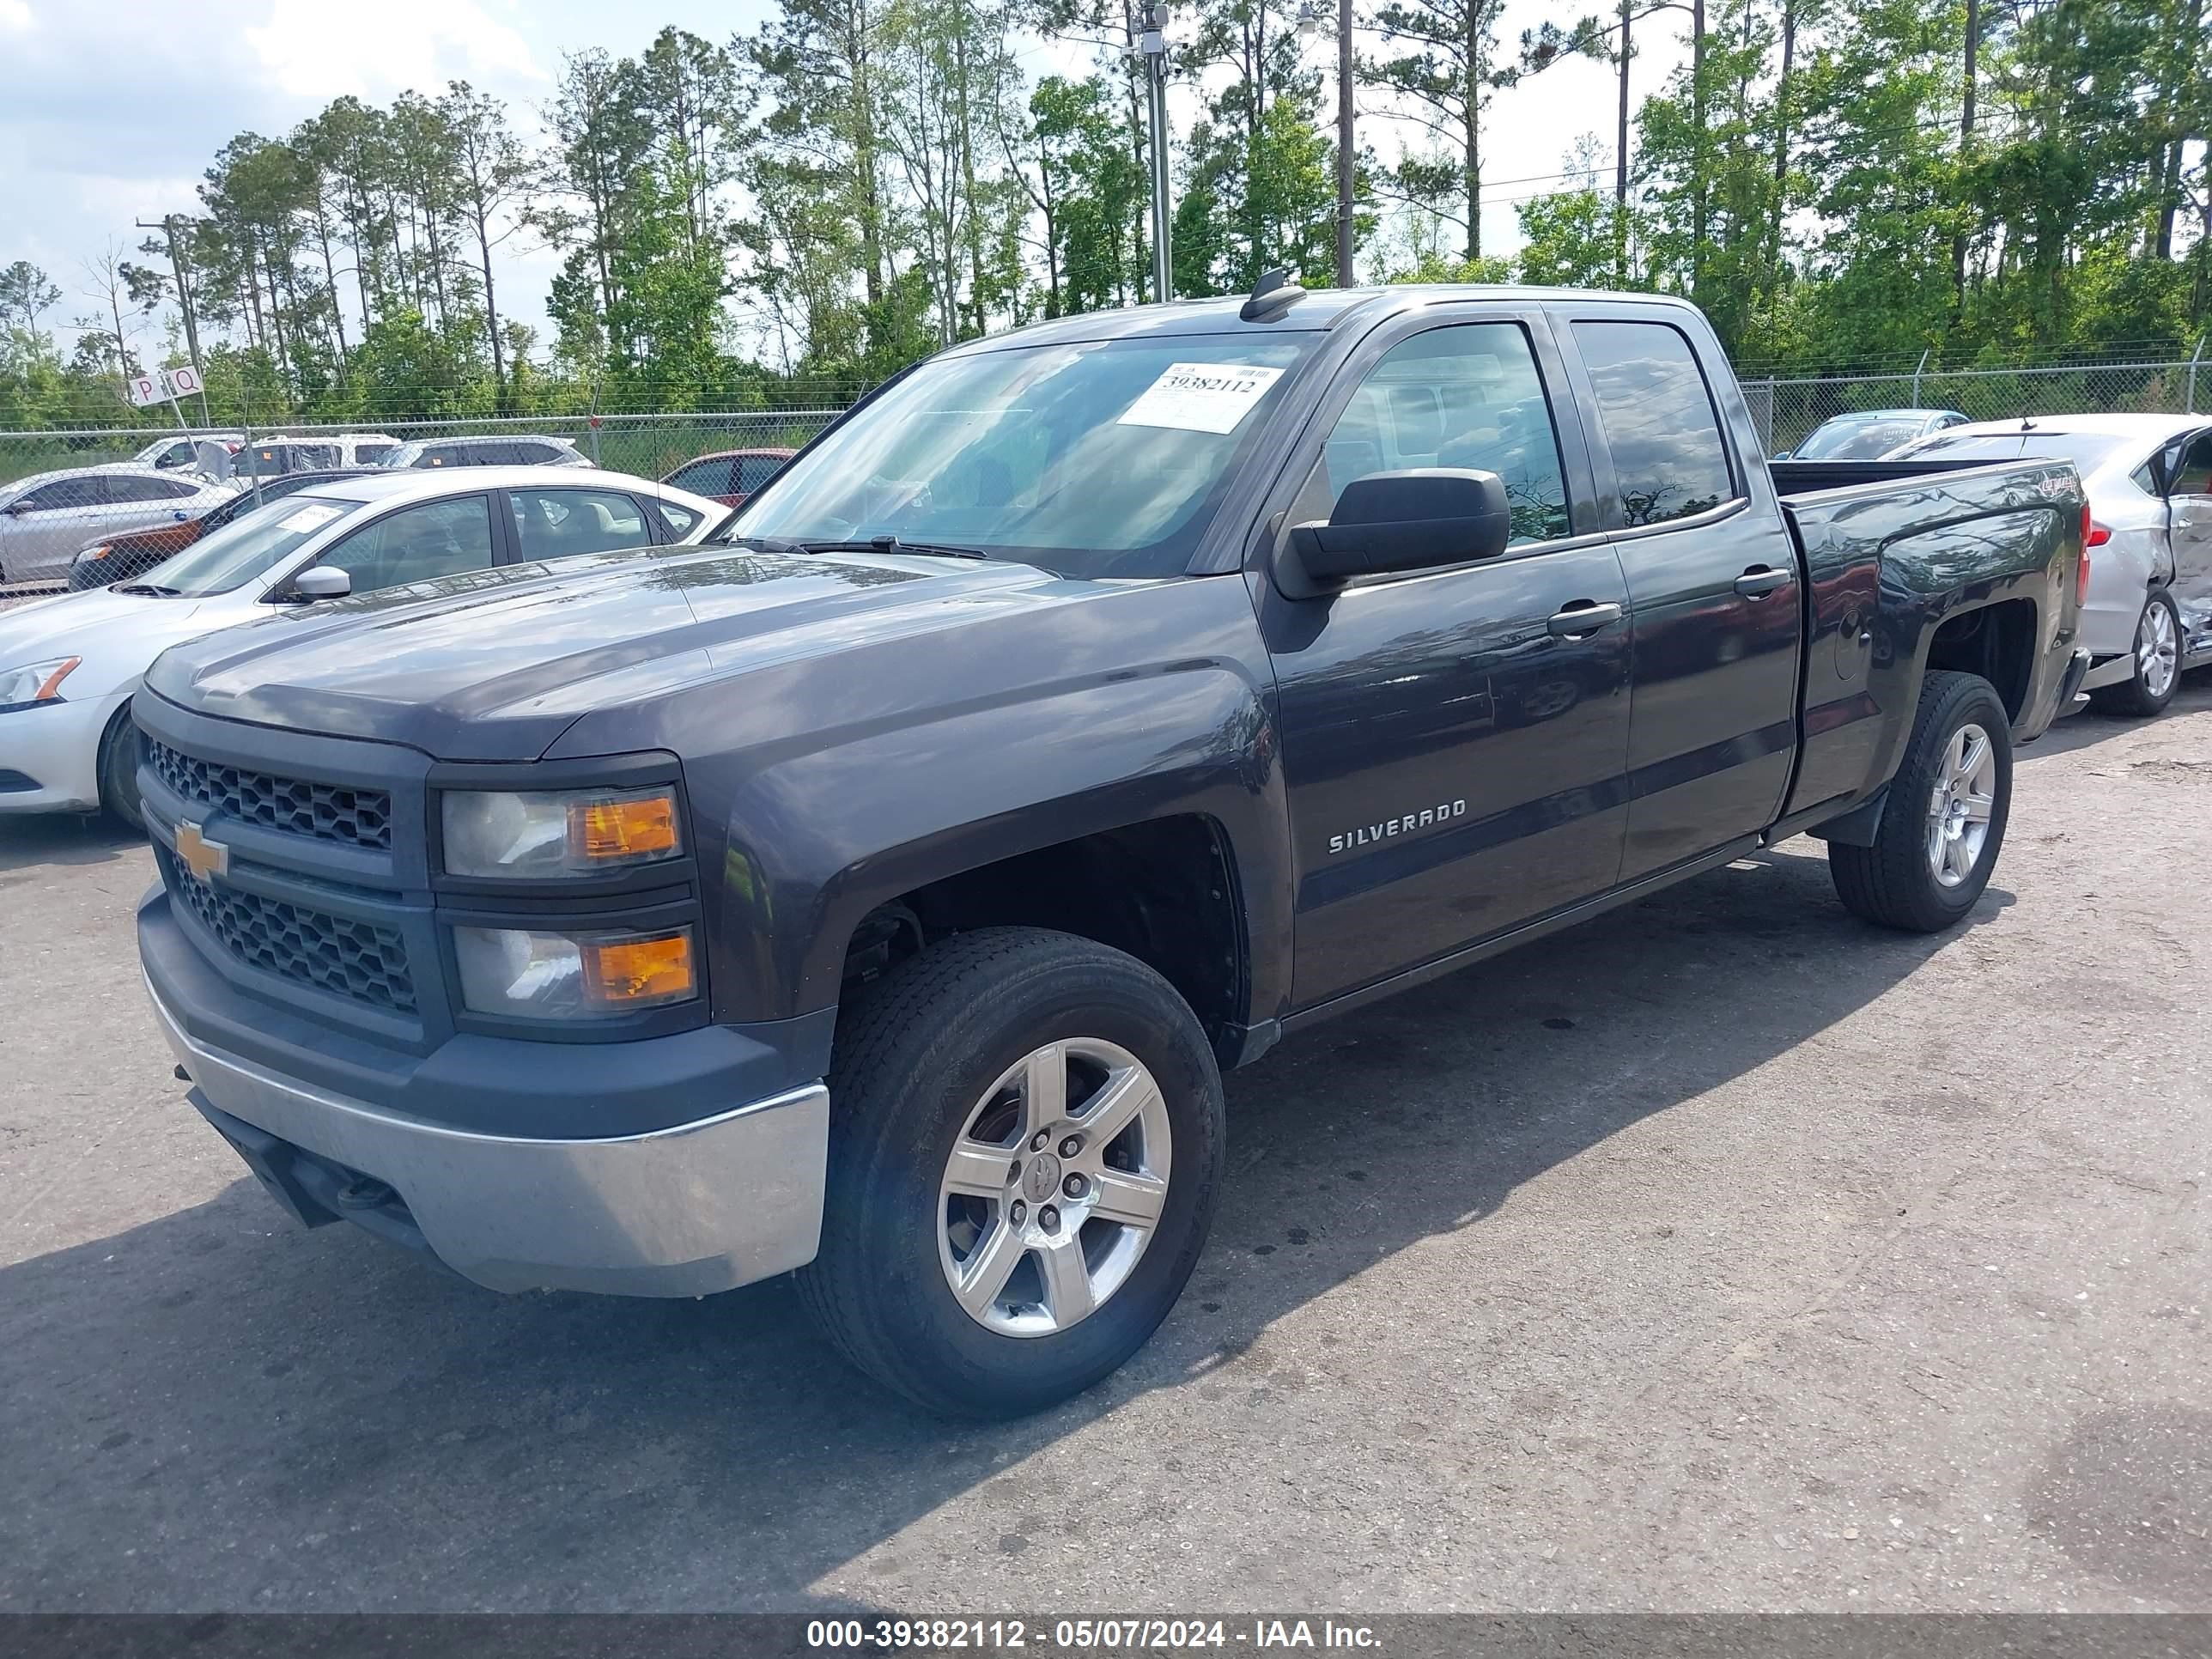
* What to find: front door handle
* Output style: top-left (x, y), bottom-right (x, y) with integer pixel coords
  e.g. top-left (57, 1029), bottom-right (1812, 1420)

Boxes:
top-left (1734, 565), bottom-right (1795, 598)
top-left (1547, 600), bottom-right (1624, 637)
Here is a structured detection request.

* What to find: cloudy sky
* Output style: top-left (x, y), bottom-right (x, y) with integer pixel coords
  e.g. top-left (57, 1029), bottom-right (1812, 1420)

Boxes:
top-left (0, 0), bottom-right (1685, 361)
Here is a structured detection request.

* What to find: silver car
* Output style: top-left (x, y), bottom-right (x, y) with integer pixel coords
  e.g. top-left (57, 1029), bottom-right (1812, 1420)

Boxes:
top-left (0, 465), bottom-right (240, 586)
top-left (1893, 413), bottom-right (2212, 716)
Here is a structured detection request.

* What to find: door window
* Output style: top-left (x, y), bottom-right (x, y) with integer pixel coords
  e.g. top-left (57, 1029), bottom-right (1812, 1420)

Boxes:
top-left (509, 488), bottom-right (650, 560)
top-left (669, 458), bottom-right (733, 496)
top-left (319, 495), bottom-right (496, 593)
top-left (108, 474), bottom-right (196, 502)
top-left (1572, 320), bottom-right (1738, 526)
top-left (1309, 321), bottom-right (1572, 547)
top-left (736, 454), bottom-right (787, 493)
top-left (353, 443), bottom-right (395, 465)
top-left (18, 478), bottom-right (103, 511)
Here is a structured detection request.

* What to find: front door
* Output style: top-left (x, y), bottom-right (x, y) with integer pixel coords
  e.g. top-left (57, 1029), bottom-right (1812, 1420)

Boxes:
top-left (1261, 313), bottom-right (1635, 1009)
top-left (1560, 313), bottom-right (1803, 878)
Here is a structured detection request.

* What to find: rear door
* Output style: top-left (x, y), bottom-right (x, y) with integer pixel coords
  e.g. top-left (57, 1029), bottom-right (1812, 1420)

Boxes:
top-left (1558, 310), bottom-right (1802, 878)
top-left (1261, 307), bottom-right (1634, 1007)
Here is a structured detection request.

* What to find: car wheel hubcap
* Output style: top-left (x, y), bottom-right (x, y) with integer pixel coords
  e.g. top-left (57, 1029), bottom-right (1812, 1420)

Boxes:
top-left (938, 1038), bottom-right (1172, 1338)
top-left (2138, 602), bottom-right (2179, 699)
top-left (1925, 721), bottom-right (1996, 889)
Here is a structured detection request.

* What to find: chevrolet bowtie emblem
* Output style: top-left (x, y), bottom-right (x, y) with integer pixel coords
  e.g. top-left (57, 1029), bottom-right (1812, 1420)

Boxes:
top-left (175, 820), bottom-right (229, 882)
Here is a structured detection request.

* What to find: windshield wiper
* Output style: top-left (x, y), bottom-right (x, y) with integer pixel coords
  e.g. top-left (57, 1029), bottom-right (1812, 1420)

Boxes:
top-left (718, 532), bottom-right (812, 555)
top-left (803, 535), bottom-right (990, 561)
top-left (114, 583), bottom-right (182, 597)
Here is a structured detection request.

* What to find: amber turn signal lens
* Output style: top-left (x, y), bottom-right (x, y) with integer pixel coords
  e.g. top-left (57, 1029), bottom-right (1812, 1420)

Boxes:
top-left (582, 930), bottom-right (696, 1006)
top-left (568, 792), bottom-right (680, 863)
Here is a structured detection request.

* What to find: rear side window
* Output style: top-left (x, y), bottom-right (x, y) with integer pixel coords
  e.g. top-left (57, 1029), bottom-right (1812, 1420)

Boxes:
top-left (1572, 320), bottom-right (1737, 526)
top-left (354, 443), bottom-right (395, 465)
top-left (107, 475), bottom-right (186, 503)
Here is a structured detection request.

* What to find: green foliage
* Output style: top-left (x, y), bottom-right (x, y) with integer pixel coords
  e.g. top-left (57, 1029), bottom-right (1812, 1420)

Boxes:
top-left (6, 0), bottom-right (2211, 433)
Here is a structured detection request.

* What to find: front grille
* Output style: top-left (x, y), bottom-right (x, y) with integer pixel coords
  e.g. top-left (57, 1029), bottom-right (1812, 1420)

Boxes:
top-left (163, 852), bottom-right (418, 1015)
top-left (146, 738), bottom-right (392, 850)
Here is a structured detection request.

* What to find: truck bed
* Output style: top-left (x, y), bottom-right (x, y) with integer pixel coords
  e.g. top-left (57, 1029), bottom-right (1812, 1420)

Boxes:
top-left (1767, 455), bottom-right (2084, 825)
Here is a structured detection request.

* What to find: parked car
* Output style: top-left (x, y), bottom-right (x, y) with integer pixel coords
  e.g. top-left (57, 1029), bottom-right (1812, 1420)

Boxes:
top-left (229, 434), bottom-right (400, 477)
top-left (1778, 408), bottom-right (1970, 460)
top-left (134, 433), bottom-right (244, 471)
top-left (67, 469), bottom-right (378, 591)
top-left (0, 467), bottom-right (721, 827)
top-left (1891, 414), bottom-right (2212, 716)
top-left (660, 447), bottom-right (796, 507)
top-left (131, 283), bottom-right (2087, 1418)
top-left (0, 465), bottom-right (240, 586)
top-left (376, 434), bottom-right (592, 470)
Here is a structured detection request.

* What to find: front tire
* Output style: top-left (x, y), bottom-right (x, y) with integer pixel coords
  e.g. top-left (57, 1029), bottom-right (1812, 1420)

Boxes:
top-left (2088, 589), bottom-right (2182, 718)
top-left (1829, 670), bottom-right (2012, 933)
top-left (96, 704), bottom-right (144, 833)
top-left (795, 927), bottom-right (1224, 1419)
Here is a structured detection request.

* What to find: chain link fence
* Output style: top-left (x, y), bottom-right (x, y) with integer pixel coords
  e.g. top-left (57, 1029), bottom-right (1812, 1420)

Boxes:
top-left (0, 409), bottom-right (848, 596)
top-left (1741, 349), bottom-right (2212, 457)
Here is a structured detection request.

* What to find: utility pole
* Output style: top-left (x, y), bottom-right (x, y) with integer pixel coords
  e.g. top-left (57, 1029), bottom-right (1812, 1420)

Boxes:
top-left (1138, 1), bottom-right (1173, 303)
top-left (137, 215), bottom-right (213, 427)
top-left (1336, 0), bottom-right (1354, 286)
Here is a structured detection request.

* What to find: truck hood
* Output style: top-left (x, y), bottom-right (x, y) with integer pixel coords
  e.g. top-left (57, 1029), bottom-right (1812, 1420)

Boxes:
top-left (143, 544), bottom-right (1078, 760)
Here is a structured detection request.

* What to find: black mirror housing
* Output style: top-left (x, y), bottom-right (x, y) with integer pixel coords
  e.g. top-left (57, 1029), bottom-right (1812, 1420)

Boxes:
top-left (1285, 468), bottom-right (1514, 591)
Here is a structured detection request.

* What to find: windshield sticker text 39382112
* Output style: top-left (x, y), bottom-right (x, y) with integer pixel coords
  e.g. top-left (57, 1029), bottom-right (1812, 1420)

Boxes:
top-left (1116, 362), bottom-right (1285, 434)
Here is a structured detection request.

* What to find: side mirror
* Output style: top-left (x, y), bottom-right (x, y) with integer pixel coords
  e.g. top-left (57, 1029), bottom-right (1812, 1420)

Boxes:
top-left (291, 565), bottom-right (352, 601)
top-left (1283, 469), bottom-right (1514, 594)
top-left (1771, 447), bottom-right (1792, 461)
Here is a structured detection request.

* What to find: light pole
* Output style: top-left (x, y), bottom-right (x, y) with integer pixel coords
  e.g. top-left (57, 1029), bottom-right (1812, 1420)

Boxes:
top-left (1137, 2), bottom-right (1173, 303)
top-left (1299, 1), bottom-right (1356, 288)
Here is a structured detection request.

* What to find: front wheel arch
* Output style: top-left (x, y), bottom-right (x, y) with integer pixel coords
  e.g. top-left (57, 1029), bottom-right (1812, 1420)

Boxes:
top-left (95, 700), bottom-right (144, 831)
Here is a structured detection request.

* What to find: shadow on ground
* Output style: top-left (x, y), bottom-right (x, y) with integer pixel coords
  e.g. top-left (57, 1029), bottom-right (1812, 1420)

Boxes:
top-left (0, 834), bottom-right (2020, 1611)
top-left (0, 813), bottom-right (143, 876)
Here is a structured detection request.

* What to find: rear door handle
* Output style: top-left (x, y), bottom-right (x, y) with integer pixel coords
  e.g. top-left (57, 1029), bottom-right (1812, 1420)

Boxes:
top-left (1734, 566), bottom-right (1795, 598)
top-left (1547, 600), bottom-right (1625, 637)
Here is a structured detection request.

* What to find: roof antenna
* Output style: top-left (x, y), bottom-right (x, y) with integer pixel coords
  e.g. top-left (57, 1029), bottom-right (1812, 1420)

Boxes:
top-left (1241, 265), bottom-right (1307, 322)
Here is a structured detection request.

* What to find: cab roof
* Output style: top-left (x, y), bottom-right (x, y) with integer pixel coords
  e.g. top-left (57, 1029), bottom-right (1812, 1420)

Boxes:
top-left (282, 465), bottom-right (638, 505)
top-left (940, 284), bottom-right (1696, 356)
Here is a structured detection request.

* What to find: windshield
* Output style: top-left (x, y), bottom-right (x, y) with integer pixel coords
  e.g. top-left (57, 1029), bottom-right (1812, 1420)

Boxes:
top-left (142, 495), bottom-right (358, 595)
top-left (727, 335), bottom-right (1316, 579)
top-left (1895, 430), bottom-right (2132, 473)
top-left (1796, 416), bottom-right (1928, 459)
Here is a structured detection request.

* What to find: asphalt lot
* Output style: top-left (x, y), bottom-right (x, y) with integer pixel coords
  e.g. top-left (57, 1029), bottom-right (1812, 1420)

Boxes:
top-left (2, 686), bottom-right (2208, 1614)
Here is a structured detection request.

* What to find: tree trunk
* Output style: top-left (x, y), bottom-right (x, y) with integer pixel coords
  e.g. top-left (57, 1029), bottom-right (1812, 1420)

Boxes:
top-left (1614, 0), bottom-right (1632, 284)
top-left (1690, 0), bottom-right (1706, 295)
top-left (1951, 0), bottom-right (1978, 312)
top-left (1464, 0), bottom-right (1482, 262)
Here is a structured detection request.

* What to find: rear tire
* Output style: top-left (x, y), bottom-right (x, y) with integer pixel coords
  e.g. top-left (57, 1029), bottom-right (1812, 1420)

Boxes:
top-left (2087, 590), bottom-right (2182, 718)
top-left (795, 927), bottom-right (1224, 1419)
top-left (96, 704), bottom-right (144, 834)
top-left (1829, 670), bottom-right (2011, 933)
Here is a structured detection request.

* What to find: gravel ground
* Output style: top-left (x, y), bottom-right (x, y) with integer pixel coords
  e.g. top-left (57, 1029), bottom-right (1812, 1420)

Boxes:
top-left (1, 687), bottom-right (2207, 1613)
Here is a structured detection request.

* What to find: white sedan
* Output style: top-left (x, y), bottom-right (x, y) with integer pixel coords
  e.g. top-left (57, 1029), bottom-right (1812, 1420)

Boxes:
top-left (0, 466), bottom-right (723, 826)
top-left (1891, 414), bottom-right (2212, 717)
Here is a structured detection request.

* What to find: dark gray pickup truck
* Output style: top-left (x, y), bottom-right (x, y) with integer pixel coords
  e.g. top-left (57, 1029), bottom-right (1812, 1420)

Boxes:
top-left (135, 284), bottom-right (2090, 1415)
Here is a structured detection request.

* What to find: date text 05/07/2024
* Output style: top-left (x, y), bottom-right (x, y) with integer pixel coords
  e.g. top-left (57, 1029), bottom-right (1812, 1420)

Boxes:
top-left (804, 1617), bottom-right (1383, 1650)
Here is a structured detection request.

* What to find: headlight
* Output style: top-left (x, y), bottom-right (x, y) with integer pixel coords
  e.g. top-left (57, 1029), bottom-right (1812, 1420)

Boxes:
top-left (453, 924), bottom-right (698, 1018)
top-left (76, 544), bottom-right (112, 565)
top-left (441, 786), bottom-right (683, 878)
top-left (0, 657), bottom-right (81, 713)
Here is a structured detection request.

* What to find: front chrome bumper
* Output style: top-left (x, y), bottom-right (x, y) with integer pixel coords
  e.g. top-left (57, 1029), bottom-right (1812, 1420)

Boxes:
top-left (149, 974), bottom-right (830, 1297)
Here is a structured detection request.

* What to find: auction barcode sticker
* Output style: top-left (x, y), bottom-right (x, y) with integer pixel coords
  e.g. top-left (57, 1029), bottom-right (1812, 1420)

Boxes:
top-left (1117, 362), bottom-right (1285, 434)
